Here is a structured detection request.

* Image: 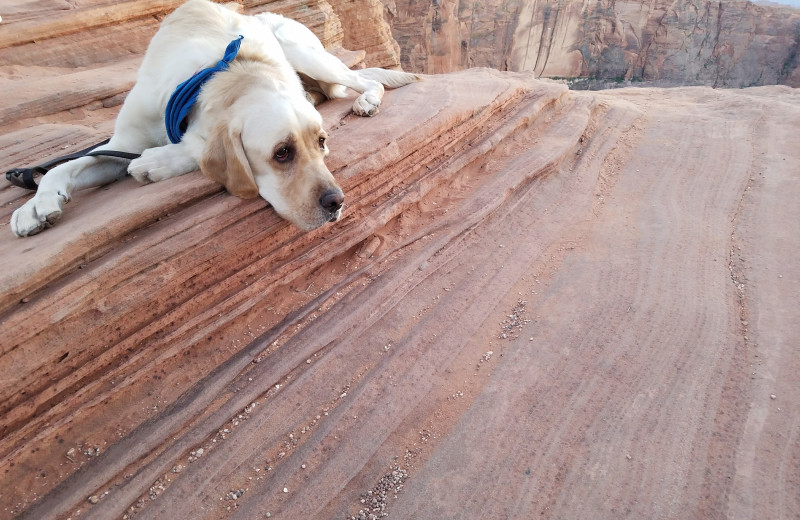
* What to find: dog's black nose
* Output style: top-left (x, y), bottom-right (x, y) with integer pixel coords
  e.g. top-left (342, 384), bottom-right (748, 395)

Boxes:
top-left (319, 189), bottom-right (344, 212)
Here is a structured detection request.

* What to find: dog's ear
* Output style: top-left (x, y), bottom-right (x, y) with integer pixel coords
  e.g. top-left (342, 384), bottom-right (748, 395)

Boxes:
top-left (200, 123), bottom-right (260, 199)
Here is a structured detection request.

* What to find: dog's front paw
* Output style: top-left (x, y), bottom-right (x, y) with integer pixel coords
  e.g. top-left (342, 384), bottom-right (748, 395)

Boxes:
top-left (10, 190), bottom-right (69, 237)
top-left (128, 146), bottom-right (197, 184)
top-left (128, 152), bottom-right (164, 183)
top-left (352, 92), bottom-right (382, 117)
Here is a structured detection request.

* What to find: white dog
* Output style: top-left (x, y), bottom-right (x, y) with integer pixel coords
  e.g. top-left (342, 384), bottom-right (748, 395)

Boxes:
top-left (10, 0), bottom-right (418, 236)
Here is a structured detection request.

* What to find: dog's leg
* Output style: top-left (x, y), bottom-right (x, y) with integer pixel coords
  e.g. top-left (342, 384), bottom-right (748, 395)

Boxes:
top-left (289, 50), bottom-right (385, 117)
top-left (128, 141), bottom-right (200, 184)
top-left (11, 138), bottom-right (196, 237)
top-left (11, 114), bottom-right (158, 237)
top-left (10, 155), bottom-right (129, 237)
top-left (265, 14), bottom-right (392, 116)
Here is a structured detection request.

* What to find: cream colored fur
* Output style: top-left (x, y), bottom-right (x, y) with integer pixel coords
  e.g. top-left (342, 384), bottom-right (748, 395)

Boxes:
top-left (11, 0), bottom-right (419, 236)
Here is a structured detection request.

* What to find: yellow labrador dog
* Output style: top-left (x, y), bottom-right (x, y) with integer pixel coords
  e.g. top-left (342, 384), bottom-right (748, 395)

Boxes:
top-left (11, 0), bottom-right (418, 236)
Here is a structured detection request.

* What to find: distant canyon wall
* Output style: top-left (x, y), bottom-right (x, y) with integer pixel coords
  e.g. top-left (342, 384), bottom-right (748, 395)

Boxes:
top-left (383, 0), bottom-right (800, 87)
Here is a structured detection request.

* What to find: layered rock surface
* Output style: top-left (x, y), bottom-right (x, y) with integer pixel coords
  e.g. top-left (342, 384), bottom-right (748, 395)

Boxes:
top-left (2, 1), bottom-right (800, 520)
top-left (388, 0), bottom-right (800, 87)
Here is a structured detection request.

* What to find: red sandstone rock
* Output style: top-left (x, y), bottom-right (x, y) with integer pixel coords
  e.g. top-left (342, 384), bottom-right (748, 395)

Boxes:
top-left (327, 0), bottom-right (403, 68)
top-left (1, 2), bottom-right (800, 520)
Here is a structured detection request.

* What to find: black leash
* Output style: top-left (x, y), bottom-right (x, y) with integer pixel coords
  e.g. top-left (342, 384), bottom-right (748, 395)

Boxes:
top-left (6, 138), bottom-right (141, 191)
top-left (7, 37), bottom-right (243, 191)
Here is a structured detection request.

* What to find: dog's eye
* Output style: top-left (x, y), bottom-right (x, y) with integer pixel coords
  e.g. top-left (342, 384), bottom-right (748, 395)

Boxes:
top-left (274, 146), bottom-right (294, 163)
top-left (318, 137), bottom-right (326, 150)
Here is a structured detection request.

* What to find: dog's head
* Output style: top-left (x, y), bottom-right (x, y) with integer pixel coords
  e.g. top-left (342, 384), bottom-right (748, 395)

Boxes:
top-left (200, 83), bottom-right (343, 231)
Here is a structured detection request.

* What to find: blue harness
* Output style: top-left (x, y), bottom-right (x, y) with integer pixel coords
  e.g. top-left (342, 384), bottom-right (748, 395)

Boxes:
top-left (165, 35), bottom-right (244, 144)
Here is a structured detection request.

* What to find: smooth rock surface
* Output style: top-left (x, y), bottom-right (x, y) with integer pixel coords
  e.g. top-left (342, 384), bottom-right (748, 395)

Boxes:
top-left (1, 2), bottom-right (799, 520)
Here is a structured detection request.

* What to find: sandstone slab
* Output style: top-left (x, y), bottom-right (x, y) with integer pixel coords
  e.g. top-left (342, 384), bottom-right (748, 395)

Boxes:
top-left (1, 2), bottom-right (800, 520)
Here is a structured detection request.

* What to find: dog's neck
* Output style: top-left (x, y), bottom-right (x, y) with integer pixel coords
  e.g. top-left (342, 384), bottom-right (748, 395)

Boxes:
top-left (164, 35), bottom-right (244, 143)
top-left (198, 54), bottom-right (305, 110)
top-left (232, 45), bottom-right (278, 68)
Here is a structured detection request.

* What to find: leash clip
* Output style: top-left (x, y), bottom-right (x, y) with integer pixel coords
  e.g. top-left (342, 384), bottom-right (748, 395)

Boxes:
top-left (6, 167), bottom-right (45, 190)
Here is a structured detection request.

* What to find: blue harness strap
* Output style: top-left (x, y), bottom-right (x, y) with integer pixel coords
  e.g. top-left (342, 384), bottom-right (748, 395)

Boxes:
top-left (165, 35), bottom-right (244, 144)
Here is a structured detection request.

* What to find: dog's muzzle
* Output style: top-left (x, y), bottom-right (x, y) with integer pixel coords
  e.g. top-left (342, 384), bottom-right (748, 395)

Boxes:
top-left (320, 188), bottom-right (344, 221)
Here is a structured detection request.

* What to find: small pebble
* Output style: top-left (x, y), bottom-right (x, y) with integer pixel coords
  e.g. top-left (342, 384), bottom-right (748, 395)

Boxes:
top-left (357, 236), bottom-right (381, 259)
top-left (770, 394), bottom-right (777, 400)
top-left (88, 495), bottom-right (99, 504)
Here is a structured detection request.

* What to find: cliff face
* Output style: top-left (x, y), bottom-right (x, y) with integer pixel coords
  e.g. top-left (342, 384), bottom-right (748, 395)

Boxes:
top-left (388, 0), bottom-right (464, 73)
top-left (386, 0), bottom-right (800, 87)
top-left (327, 0), bottom-right (403, 68)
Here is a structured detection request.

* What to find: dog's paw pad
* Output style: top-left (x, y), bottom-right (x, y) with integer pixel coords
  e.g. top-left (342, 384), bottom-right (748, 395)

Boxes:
top-left (11, 207), bottom-right (45, 237)
top-left (353, 93), bottom-right (381, 117)
top-left (129, 159), bottom-right (174, 183)
top-left (10, 192), bottom-right (67, 237)
top-left (128, 158), bottom-right (155, 183)
top-left (128, 146), bottom-right (197, 183)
